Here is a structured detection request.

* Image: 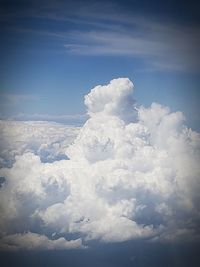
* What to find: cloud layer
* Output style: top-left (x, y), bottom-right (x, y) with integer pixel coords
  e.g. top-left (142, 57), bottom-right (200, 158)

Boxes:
top-left (0, 78), bottom-right (200, 250)
top-left (0, 120), bottom-right (79, 167)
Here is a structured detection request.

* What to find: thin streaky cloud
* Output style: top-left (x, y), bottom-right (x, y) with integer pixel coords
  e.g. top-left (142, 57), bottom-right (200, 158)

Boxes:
top-left (2, 1), bottom-right (199, 72)
top-left (0, 112), bottom-right (88, 124)
top-left (1, 94), bottom-right (39, 105)
top-left (64, 25), bottom-right (199, 71)
top-left (15, 18), bottom-right (200, 71)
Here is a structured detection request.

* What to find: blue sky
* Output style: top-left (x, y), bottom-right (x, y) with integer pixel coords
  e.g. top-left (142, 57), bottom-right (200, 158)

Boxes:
top-left (1, 2), bottom-right (200, 266)
top-left (1, 0), bottom-right (200, 129)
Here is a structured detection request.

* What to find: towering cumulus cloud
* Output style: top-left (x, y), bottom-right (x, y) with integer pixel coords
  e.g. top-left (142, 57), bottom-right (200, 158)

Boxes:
top-left (0, 78), bottom-right (200, 250)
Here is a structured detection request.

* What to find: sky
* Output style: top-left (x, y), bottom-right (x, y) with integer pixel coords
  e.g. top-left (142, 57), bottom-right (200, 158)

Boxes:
top-left (0, 1), bottom-right (200, 267)
top-left (0, 0), bottom-right (200, 129)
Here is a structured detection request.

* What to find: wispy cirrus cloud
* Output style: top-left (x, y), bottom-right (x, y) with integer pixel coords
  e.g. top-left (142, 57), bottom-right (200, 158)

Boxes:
top-left (64, 20), bottom-right (200, 71)
top-left (1, 1), bottom-right (199, 72)
top-left (13, 18), bottom-right (200, 72)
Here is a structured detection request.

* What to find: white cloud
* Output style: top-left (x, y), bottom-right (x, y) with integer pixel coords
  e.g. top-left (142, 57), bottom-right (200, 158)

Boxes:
top-left (0, 78), bottom-right (200, 250)
top-left (0, 232), bottom-right (83, 251)
top-left (64, 19), bottom-right (200, 71)
top-left (2, 1), bottom-right (199, 72)
top-left (0, 120), bottom-right (80, 166)
top-left (84, 78), bottom-right (136, 122)
top-left (2, 113), bottom-right (88, 124)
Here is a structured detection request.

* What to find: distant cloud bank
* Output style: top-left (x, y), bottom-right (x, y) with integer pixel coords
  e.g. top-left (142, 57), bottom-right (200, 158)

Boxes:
top-left (0, 78), bottom-right (200, 250)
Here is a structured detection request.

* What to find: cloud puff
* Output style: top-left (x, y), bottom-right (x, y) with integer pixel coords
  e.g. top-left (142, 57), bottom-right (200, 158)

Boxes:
top-left (84, 78), bottom-right (136, 122)
top-left (0, 78), bottom-right (200, 250)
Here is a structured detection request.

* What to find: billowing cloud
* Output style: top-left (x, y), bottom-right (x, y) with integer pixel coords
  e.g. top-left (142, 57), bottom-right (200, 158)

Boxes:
top-left (0, 78), bottom-right (200, 250)
top-left (0, 120), bottom-right (80, 167)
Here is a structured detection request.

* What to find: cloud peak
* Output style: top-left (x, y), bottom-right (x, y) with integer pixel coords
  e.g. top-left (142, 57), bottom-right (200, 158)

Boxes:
top-left (0, 78), bottom-right (200, 250)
